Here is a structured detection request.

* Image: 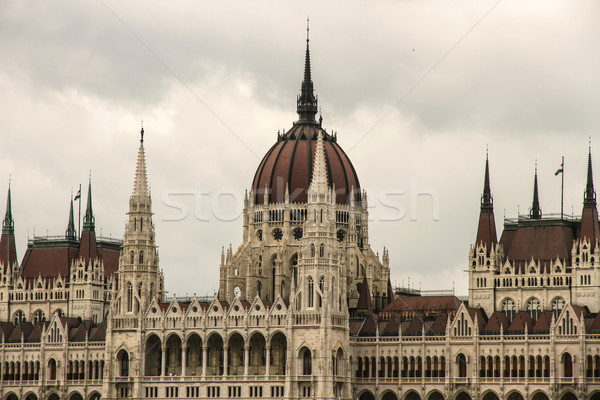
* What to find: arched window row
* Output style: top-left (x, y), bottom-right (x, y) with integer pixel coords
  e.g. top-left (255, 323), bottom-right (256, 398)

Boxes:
top-left (354, 355), bottom-right (446, 379)
top-left (60, 358), bottom-right (105, 381)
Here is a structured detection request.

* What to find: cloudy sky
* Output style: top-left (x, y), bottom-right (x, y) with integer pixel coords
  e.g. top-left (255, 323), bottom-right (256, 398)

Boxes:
top-left (1, 1), bottom-right (599, 298)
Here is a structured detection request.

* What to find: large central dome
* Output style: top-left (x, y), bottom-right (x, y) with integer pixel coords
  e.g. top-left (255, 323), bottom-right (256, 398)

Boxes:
top-left (251, 36), bottom-right (361, 205)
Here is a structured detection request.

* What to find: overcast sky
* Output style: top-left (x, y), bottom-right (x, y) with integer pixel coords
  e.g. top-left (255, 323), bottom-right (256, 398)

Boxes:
top-left (1, 1), bottom-right (599, 298)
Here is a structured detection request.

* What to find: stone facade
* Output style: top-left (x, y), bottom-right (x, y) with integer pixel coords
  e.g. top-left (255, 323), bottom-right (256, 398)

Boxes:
top-left (0, 39), bottom-right (600, 400)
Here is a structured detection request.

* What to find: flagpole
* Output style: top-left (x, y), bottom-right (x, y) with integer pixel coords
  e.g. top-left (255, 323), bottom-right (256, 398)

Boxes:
top-left (561, 156), bottom-right (564, 220)
top-left (78, 183), bottom-right (81, 239)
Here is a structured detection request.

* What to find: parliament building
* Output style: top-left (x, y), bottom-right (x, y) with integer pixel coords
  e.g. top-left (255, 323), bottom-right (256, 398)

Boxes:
top-left (0, 36), bottom-right (599, 400)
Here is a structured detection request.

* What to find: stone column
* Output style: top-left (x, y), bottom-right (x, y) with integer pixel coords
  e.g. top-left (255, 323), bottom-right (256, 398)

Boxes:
top-left (182, 345), bottom-right (187, 376)
top-left (161, 345), bottom-right (166, 377)
top-left (266, 346), bottom-right (271, 376)
top-left (244, 346), bottom-right (250, 376)
top-left (223, 346), bottom-right (228, 377)
top-left (202, 346), bottom-right (208, 377)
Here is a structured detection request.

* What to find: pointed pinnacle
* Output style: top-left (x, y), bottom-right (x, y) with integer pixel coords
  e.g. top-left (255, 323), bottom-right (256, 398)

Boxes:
top-left (132, 132), bottom-right (150, 199)
top-left (82, 179), bottom-right (95, 231)
top-left (585, 146), bottom-right (596, 205)
top-left (481, 153), bottom-right (493, 210)
top-left (2, 184), bottom-right (14, 235)
top-left (66, 196), bottom-right (76, 240)
top-left (531, 166), bottom-right (541, 219)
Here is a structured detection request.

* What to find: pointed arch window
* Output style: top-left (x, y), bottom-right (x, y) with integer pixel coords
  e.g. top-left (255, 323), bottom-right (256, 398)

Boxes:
top-left (318, 277), bottom-right (324, 308)
top-left (139, 251), bottom-right (144, 264)
top-left (310, 244), bottom-right (315, 258)
top-left (319, 244), bottom-right (325, 258)
top-left (307, 277), bottom-right (314, 308)
top-left (140, 218), bottom-right (143, 231)
top-left (302, 348), bottom-right (312, 375)
top-left (130, 251), bottom-right (135, 264)
top-left (552, 297), bottom-right (565, 318)
top-left (501, 298), bottom-right (516, 322)
top-left (127, 282), bottom-right (133, 312)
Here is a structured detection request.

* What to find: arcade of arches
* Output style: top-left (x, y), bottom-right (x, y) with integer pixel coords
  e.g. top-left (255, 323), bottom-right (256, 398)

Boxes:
top-left (144, 331), bottom-right (287, 376)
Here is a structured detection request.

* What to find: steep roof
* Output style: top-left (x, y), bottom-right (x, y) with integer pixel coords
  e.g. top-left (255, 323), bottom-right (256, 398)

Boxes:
top-left (500, 220), bottom-right (576, 271)
top-left (383, 295), bottom-right (462, 314)
top-left (357, 276), bottom-right (373, 309)
top-left (19, 237), bottom-right (121, 279)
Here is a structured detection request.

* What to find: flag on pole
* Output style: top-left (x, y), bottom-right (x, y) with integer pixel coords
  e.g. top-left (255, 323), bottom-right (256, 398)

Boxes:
top-left (555, 163), bottom-right (563, 176)
top-left (74, 188), bottom-right (81, 201)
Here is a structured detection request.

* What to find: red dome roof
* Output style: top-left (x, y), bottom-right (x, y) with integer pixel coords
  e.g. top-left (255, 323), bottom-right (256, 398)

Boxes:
top-left (252, 123), bottom-right (361, 205)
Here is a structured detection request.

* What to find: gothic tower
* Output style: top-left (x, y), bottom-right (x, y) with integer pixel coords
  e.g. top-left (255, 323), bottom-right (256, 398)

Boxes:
top-left (68, 183), bottom-right (108, 322)
top-left (573, 147), bottom-right (600, 309)
top-left (288, 131), bottom-right (351, 399)
top-left (468, 153), bottom-right (501, 311)
top-left (106, 127), bottom-right (164, 399)
top-left (0, 184), bottom-right (18, 320)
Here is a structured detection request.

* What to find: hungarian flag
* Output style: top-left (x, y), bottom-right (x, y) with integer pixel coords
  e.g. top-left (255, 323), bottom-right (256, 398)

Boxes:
top-left (74, 188), bottom-right (81, 201)
top-left (555, 163), bottom-right (563, 176)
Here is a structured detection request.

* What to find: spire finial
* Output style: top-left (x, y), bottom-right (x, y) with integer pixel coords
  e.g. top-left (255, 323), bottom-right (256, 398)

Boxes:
top-left (530, 163), bottom-right (542, 219)
top-left (66, 193), bottom-right (76, 240)
top-left (585, 142), bottom-right (596, 206)
top-left (296, 21), bottom-right (318, 122)
top-left (82, 176), bottom-right (95, 231)
top-left (306, 17), bottom-right (309, 43)
top-left (2, 180), bottom-right (14, 235)
top-left (141, 120), bottom-right (144, 142)
top-left (481, 151), bottom-right (493, 210)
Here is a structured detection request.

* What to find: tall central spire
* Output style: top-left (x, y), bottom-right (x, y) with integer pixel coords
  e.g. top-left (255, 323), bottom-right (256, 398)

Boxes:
top-left (296, 19), bottom-right (318, 123)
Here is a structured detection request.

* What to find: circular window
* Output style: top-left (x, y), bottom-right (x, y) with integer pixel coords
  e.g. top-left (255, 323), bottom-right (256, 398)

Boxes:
top-left (192, 306), bottom-right (198, 313)
top-left (172, 307), bottom-right (177, 313)
top-left (213, 306), bottom-right (218, 312)
top-left (337, 230), bottom-right (346, 242)
top-left (152, 307), bottom-right (157, 313)
top-left (255, 305), bottom-right (261, 311)
top-left (276, 304), bottom-right (282, 311)
top-left (273, 229), bottom-right (283, 241)
top-left (293, 228), bottom-right (303, 240)
top-left (234, 305), bottom-right (239, 311)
